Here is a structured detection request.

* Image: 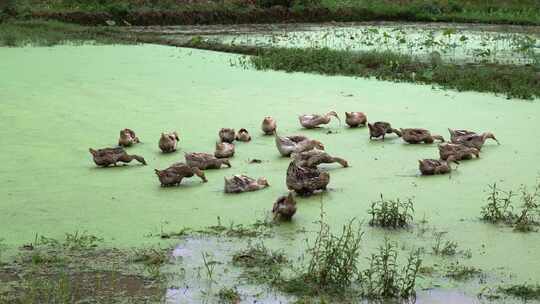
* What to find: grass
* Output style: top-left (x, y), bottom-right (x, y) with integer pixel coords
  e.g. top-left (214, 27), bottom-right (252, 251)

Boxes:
top-left (4, 0), bottom-right (540, 25)
top-left (0, 19), bottom-right (141, 47)
top-left (498, 284), bottom-right (540, 300)
top-left (431, 232), bottom-right (458, 256)
top-left (368, 194), bottom-right (414, 229)
top-left (232, 242), bottom-right (287, 268)
top-left (249, 47), bottom-right (540, 100)
top-left (444, 261), bottom-right (481, 281)
top-left (217, 287), bottom-right (241, 304)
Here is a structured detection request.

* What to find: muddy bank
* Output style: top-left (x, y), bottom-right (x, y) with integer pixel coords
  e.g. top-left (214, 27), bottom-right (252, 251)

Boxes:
top-left (29, 7), bottom-right (540, 26)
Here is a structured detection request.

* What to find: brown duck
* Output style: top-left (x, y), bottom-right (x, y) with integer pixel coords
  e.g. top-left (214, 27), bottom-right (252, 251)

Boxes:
top-left (293, 149), bottom-right (349, 168)
top-left (345, 112), bottom-right (367, 127)
top-left (299, 111), bottom-right (340, 129)
top-left (286, 161), bottom-right (330, 196)
top-left (118, 128), bottom-right (140, 147)
top-left (214, 142), bottom-right (235, 158)
top-left (154, 162), bottom-right (207, 187)
top-left (400, 128), bottom-right (444, 144)
top-left (261, 116), bottom-right (277, 135)
top-left (224, 175), bottom-right (269, 193)
top-left (235, 128), bottom-right (251, 142)
top-left (275, 134), bottom-right (324, 157)
top-left (418, 156), bottom-right (459, 175)
top-left (219, 128), bottom-right (236, 143)
top-left (438, 143), bottom-right (479, 161)
top-left (450, 129), bottom-right (499, 150)
top-left (272, 192), bottom-right (297, 221)
top-left (368, 122), bottom-right (402, 140)
top-left (159, 131), bottom-right (179, 153)
top-left (185, 152), bottom-right (231, 170)
top-left (89, 147), bottom-right (146, 167)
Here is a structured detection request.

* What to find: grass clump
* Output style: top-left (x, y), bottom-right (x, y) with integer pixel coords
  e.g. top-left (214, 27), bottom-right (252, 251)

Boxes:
top-left (368, 194), bottom-right (414, 229)
top-left (250, 47), bottom-right (540, 99)
top-left (480, 181), bottom-right (540, 232)
top-left (431, 232), bottom-right (458, 256)
top-left (498, 284), bottom-right (540, 300)
top-left (217, 287), bottom-right (241, 304)
top-left (232, 242), bottom-right (287, 268)
top-left (445, 261), bottom-right (481, 281)
top-left (359, 239), bottom-right (422, 299)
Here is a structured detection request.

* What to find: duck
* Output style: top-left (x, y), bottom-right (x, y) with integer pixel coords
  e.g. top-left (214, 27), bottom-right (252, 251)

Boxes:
top-left (293, 149), bottom-right (349, 168)
top-left (450, 130), bottom-right (499, 150)
top-left (438, 143), bottom-right (480, 161)
top-left (418, 156), bottom-right (459, 175)
top-left (368, 122), bottom-right (402, 140)
top-left (235, 128), bottom-right (251, 142)
top-left (400, 128), bottom-right (444, 144)
top-left (219, 128), bottom-right (236, 143)
top-left (286, 161), bottom-right (330, 196)
top-left (275, 134), bottom-right (324, 157)
top-left (261, 116), bottom-right (277, 135)
top-left (448, 129), bottom-right (477, 142)
top-left (299, 111), bottom-right (340, 129)
top-left (158, 131), bottom-right (179, 153)
top-left (214, 142), bottom-right (235, 158)
top-left (118, 128), bottom-right (140, 147)
top-left (345, 112), bottom-right (367, 127)
top-left (154, 162), bottom-right (207, 187)
top-left (272, 192), bottom-right (297, 221)
top-left (185, 152), bottom-right (231, 170)
top-left (224, 175), bottom-right (269, 193)
top-left (89, 147), bottom-right (146, 167)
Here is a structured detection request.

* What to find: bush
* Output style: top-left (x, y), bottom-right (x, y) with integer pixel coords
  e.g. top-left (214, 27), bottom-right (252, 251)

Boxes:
top-left (368, 194), bottom-right (414, 229)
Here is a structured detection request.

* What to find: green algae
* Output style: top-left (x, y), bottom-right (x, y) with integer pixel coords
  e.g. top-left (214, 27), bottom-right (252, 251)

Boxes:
top-left (0, 44), bottom-right (540, 298)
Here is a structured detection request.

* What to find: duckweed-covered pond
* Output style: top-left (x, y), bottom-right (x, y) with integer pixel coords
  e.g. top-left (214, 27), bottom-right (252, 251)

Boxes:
top-left (1, 43), bottom-right (540, 302)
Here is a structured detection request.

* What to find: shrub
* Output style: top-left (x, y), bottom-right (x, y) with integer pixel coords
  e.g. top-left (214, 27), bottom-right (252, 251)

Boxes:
top-left (368, 194), bottom-right (414, 228)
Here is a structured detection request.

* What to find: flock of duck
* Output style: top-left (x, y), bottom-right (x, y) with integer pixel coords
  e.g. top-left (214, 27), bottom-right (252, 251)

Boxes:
top-left (89, 111), bottom-right (499, 221)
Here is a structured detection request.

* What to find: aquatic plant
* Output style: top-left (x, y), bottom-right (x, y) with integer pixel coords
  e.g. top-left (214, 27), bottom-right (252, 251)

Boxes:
top-left (359, 239), bottom-right (422, 299)
top-left (498, 283), bottom-right (540, 301)
top-left (202, 252), bottom-right (219, 283)
top-left (368, 194), bottom-right (414, 229)
top-left (232, 242), bottom-right (287, 268)
top-left (514, 182), bottom-right (540, 232)
top-left (217, 287), bottom-right (241, 304)
top-left (431, 232), bottom-right (458, 256)
top-left (444, 261), bottom-right (481, 281)
top-left (481, 183), bottom-right (516, 224)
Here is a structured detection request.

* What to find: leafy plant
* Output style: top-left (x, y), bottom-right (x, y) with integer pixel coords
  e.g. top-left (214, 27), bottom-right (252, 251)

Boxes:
top-left (481, 183), bottom-right (515, 223)
top-left (359, 239), bottom-right (422, 299)
top-left (431, 232), bottom-right (458, 256)
top-left (368, 194), bottom-right (414, 228)
top-left (217, 287), bottom-right (241, 304)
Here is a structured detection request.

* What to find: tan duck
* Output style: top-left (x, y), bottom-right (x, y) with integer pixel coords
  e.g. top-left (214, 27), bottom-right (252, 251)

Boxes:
top-left (450, 130), bottom-right (499, 150)
top-left (155, 162), bottom-right (207, 187)
top-left (158, 131), bottom-right (179, 153)
top-left (261, 116), bottom-right (277, 135)
top-left (438, 143), bottom-right (479, 161)
top-left (185, 152), bottom-right (231, 170)
top-left (368, 122), bottom-right (402, 140)
top-left (275, 134), bottom-right (324, 157)
top-left (219, 128), bottom-right (236, 143)
top-left (345, 112), bottom-right (367, 127)
top-left (400, 128), bottom-right (444, 144)
top-left (118, 128), bottom-right (140, 147)
top-left (286, 161), bottom-right (330, 196)
top-left (235, 128), bottom-right (251, 142)
top-left (299, 111), bottom-right (340, 129)
top-left (224, 175), bottom-right (269, 193)
top-left (448, 129), bottom-right (477, 142)
top-left (214, 142), bottom-right (235, 158)
top-left (418, 156), bottom-right (459, 175)
top-left (272, 192), bottom-right (297, 221)
top-left (89, 147), bottom-right (146, 167)
top-left (293, 149), bottom-right (349, 168)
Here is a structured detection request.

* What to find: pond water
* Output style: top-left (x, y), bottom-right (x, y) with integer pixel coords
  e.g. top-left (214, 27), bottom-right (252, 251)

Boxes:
top-left (1, 44), bottom-right (539, 301)
top-left (142, 22), bottom-right (540, 64)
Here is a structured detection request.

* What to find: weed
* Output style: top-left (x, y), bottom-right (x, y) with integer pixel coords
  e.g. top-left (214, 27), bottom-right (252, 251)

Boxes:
top-left (368, 194), bottom-right (414, 228)
top-left (202, 252), bottom-right (219, 283)
top-left (359, 239), bottom-right (422, 299)
top-left (445, 261), bottom-right (481, 280)
top-left (232, 242), bottom-right (287, 268)
top-left (498, 284), bottom-right (540, 300)
top-left (217, 287), bottom-right (241, 304)
top-left (514, 182), bottom-right (540, 232)
top-left (481, 183), bottom-right (516, 223)
top-left (431, 232), bottom-right (458, 256)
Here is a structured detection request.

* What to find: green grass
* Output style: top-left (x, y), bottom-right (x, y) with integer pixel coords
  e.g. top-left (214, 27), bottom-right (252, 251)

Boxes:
top-left (0, 19), bottom-right (141, 47)
top-left (249, 47), bottom-right (540, 100)
top-left (3, 0), bottom-right (540, 25)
